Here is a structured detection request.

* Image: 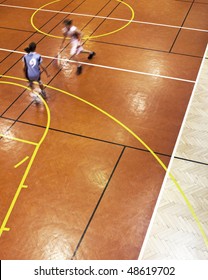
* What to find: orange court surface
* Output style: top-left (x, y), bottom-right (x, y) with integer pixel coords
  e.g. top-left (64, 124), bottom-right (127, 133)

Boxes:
top-left (0, 0), bottom-right (208, 260)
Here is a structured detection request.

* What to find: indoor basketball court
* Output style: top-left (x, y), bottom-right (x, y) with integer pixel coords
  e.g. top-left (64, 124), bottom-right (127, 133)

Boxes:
top-left (0, 0), bottom-right (208, 260)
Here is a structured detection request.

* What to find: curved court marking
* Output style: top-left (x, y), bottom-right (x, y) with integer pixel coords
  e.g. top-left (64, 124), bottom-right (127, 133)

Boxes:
top-left (30, 0), bottom-right (134, 40)
top-left (0, 81), bottom-right (51, 236)
top-left (0, 75), bottom-right (207, 247)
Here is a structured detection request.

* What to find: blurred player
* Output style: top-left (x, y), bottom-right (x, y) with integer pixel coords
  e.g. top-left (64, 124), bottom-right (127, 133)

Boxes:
top-left (60, 19), bottom-right (96, 75)
top-left (23, 42), bottom-right (50, 102)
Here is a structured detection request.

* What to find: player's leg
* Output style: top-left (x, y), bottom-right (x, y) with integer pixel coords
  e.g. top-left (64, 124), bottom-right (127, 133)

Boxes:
top-left (81, 48), bottom-right (96, 59)
top-left (75, 54), bottom-right (82, 75)
top-left (71, 41), bottom-right (83, 75)
top-left (28, 80), bottom-right (36, 98)
top-left (28, 79), bottom-right (40, 104)
top-left (38, 79), bottom-right (47, 99)
top-left (29, 80), bottom-right (35, 92)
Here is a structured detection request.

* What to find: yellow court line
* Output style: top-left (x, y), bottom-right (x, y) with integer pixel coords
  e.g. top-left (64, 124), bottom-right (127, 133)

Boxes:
top-left (14, 156), bottom-right (29, 168)
top-left (0, 133), bottom-right (38, 146)
top-left (49, 84), bottom-right (208, 247)
top-left (0, 81), bottom-right (51, 237)
top-left (1, 75), bottom-right (207, 248)
top-left (30, 0), bottom-right (134, 40)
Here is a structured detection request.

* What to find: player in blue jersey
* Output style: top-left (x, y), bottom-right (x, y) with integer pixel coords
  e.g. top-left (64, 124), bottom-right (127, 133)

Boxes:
top-left (23, 42), bottom-right (49, 101)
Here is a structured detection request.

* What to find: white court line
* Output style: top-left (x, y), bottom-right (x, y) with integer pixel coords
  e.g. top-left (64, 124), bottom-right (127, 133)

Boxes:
top-left (1, 3), bottom-right (208, 33)
top-left (138, 44), bottom-right (208, 260)
top-left (0, 48), bottom-right (195, 83)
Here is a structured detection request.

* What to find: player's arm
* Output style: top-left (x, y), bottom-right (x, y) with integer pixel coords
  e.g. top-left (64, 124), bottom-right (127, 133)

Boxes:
top-left (75, 29), bottom-right (83, 41)
top-left (73, 29), bottom-right (83, 47)
top-left (60, 31), bottom-right (68, 50)
top-left (23, 64), bottom-right (26, 74)
top-left (22, 58), bottom-right (27, 77)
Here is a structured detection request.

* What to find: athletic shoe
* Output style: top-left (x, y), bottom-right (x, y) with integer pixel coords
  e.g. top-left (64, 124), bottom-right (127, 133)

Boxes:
top-left (88, 52), bottom-right (96, 60)
top-left (76, 65), bottom-right (82, 75)
top-left (40, 90), bottom-right (47, 99)
top-left (34, 96), bottom-right (41, 105)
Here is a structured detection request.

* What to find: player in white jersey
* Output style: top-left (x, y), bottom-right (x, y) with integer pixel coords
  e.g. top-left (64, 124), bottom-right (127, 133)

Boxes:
top-left (60, 19), bottom-right (96, 75)
top-left (23, 42), bottom-right (49, 102)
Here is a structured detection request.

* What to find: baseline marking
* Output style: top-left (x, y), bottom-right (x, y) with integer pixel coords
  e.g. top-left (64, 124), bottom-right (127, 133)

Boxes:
top-left (1, 75), bottom-right (207, 247)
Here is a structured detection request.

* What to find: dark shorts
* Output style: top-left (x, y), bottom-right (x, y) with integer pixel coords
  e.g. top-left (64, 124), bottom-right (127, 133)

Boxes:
top-left (26, 74), bottom-right (42, 87)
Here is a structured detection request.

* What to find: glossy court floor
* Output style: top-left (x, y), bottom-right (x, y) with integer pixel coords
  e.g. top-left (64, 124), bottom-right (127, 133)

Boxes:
top-left (0, 0), bottom-right (208, 260)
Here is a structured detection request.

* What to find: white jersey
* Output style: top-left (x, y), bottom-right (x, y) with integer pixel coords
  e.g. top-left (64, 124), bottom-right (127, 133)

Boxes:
top-left (62, 25), bottom-right (79, 41)
top-left (62, 25), bottom-right (83, 56)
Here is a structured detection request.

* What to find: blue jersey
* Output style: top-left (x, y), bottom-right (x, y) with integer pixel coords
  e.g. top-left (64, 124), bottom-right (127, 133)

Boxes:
top-left (23, 52), bottom-right (42, 81)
